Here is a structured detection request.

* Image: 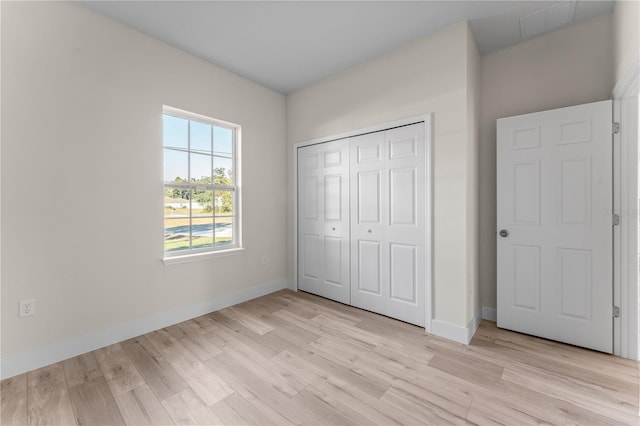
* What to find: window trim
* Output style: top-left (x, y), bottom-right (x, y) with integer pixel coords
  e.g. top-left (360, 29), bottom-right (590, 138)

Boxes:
top-left (162, 105), bottom-right (242, 261)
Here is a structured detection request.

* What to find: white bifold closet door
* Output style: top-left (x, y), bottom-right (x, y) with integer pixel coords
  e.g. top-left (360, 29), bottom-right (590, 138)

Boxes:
top-left (297, 140), bottom-right (350, 304)
top-left (350, 123), bottom-right (426, 326)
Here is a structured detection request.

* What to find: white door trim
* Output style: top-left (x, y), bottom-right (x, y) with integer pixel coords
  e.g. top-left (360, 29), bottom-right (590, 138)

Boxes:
top-left (612, 54), bottom-right (639, 360)
top-left (292, 114), bottom-right (433, 333)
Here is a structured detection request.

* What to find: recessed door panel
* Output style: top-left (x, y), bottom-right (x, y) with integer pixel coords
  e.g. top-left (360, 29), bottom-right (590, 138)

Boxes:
top-left (390, 243), bottom-right (417, 304)
top-left (303, 176), bottom-right (319, 220)
top-left (559, 119), bottom-right (591, 145)
top-left (358, 171), bottom-right (381, 224)
top-left (389, 137), bottom-right (416, 159)
top-left (302, 234), bottom-right (320, 279)
top-left (324, 175), bottom-right (342, 221)
top-left (513, 126), bottom-right (540, 150)
top-left (513, 245), bottom-right (540, 311)
top-left (513, 161), bottom-right (540, 226)
top-left (558, 158), bottom-right (591, 227)
top-left (557, 248), bottom-right (592, 320)
top-left (357, 240), bottom-right (381, 295)
top-left (324, 149), bottom-right (342, 167)
top-left (324, 236), bottom-right (343, 286)
top-left (390, 168), bottom-right (416, 226)
top-left (358, 144), bottom-right (381, 163)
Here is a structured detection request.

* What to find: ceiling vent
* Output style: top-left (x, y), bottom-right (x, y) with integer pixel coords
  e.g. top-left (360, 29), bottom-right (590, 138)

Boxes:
top-left (520, 1), bottom-right (576, 39)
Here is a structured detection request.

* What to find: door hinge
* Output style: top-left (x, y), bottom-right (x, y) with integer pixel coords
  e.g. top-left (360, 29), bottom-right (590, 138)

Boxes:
top-left (613, 122), bottom-right (620, 134)
top-left (613, 306), bottom-right (621, 318)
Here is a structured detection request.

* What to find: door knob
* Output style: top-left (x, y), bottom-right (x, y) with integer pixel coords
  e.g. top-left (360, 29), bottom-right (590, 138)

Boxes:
top-left (332, 227), bottom-right (336, 231)
top-left (367, 229), bottom-right (372, 233)
top-left (499, 229), bottom-right (509, 238)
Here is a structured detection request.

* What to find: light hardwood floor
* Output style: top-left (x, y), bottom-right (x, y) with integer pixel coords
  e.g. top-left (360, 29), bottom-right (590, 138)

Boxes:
top-left (1, 289), bottom-right (638, 425)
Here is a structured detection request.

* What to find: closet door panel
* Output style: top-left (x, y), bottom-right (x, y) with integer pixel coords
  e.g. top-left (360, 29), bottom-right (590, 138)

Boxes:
top-left (385, 124), bottom-right (426, 325)
top-left (351, 131), bottom-right (387, 314)
top-left (351, 124), bottom-right (426, 326)
top-left (298, 140), bottom-right (350, 304)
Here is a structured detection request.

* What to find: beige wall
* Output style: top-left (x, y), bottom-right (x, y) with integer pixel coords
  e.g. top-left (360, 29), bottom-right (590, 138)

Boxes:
top-left (1, 2), bottom-right (287, 360)
top-left (479, 13), bottom-right (614, 309)
top-left (287, 22), bottom-right (479, 327)
top-left (614, 0), bottom-right (640, 85)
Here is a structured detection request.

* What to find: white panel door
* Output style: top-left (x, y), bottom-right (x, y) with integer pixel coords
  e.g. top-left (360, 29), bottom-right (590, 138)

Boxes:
top-left (351, 123), bottom-right (426, 326)
top-left (298, 140), bottom-right (350, 304)
top-left (497, 100), bottom-right (613, 353)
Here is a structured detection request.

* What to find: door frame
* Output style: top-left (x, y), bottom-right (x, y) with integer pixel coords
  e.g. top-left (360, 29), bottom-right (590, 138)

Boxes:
top-left (613, 55), bottom-right (639, 360)
top-left (292, 114), bottom-right (434, 332)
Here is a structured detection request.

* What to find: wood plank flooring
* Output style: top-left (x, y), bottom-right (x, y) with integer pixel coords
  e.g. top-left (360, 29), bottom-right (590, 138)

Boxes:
top-left (1, 289), bottom-right (638, 425)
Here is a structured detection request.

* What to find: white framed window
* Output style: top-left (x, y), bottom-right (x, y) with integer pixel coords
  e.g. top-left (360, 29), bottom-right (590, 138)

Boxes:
top-left (163, 106), bottom-right (241, 259)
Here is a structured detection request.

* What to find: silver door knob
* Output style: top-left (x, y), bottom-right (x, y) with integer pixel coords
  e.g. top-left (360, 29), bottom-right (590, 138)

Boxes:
top-left (499, 229), bottom-right (509, 238)
top-left (367, 229), bottom-right (372, 233)
top-left (332, 227), bottom-right (336, 231)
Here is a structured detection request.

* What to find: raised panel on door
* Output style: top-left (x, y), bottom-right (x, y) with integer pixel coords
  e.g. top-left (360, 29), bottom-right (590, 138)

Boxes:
top-left (512, 244), bottom-right (541, 311)
top-left (557, 248), bottom-right (592, 320)
top-left (512, 161), bottom-right (541, 225)
top-left (302, 234), bottom-right (321, 280)
top-left (357, 240), bottom-right (382, 295)
top-left (324, 236), bottom-right (344, 286)
top-left (389, 168), bottom-right (416, 226)
top-left (389, 243), bottom-right (417, 304)
top-left (497, 100), bottom-right (612, 353)
top-left (324, 174), bottom-right (342, 222)
top-left (557, 157), bottom-right (591, 227)
top-left (357, 171), bottom-right (382, 224)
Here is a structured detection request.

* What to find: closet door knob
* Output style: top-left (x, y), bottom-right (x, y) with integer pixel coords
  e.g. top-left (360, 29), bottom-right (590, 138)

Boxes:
top-left (367, 229), bottom-right (372, 233)
top-left (332, 227), bottom-right (336, 231)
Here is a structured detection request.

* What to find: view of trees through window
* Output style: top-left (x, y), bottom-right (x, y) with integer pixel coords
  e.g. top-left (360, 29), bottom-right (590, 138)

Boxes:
top-left (163, 111), bottom-right (238, 254)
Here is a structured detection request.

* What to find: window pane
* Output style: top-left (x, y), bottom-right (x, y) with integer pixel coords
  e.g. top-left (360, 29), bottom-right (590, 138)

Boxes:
top-left (190, 121), bottom-right (212, 154)
top-left (192, 189), bottom-right (213, 216)
top-left (192, 216), bottom-right (214, 250)
top-left (190, 152), bottom-right (212, 183)
top-left (215, 217), bottom-right (234, 246)
top-left (164, 149), bottom-right (188, 183)
top-left (214, 190), bottom-right (234, 215)
top-left (163, 115), bottom-right (188, 149)
top-left (165, 218), bottom-right (191, 252)
top-left (213, 155), bottom-right (233, 185)
top-left (214, 126), bottom-right (233, 155)
top-left (164, 190), bottom-right (191, 219)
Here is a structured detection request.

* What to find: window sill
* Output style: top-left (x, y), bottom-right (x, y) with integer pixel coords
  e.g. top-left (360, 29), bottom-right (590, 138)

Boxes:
top-left (162, 247), bottom-right (245, 266)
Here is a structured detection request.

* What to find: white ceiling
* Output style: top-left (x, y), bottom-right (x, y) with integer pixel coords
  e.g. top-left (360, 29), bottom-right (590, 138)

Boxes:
top-left (79, 1), bottom-right (614, 94)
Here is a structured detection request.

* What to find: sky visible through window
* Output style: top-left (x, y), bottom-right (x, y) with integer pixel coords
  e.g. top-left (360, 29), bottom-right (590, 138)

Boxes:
top-left (163, 115), bottom-right (233, 183)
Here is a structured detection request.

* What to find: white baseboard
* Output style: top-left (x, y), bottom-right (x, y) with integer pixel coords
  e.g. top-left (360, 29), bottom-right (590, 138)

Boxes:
top-left (482, 306), bottom-right (497, 322)
top-left (0, 279), bottom-right (287, 380)
top-left (431, 309), bottom-right (482, 345)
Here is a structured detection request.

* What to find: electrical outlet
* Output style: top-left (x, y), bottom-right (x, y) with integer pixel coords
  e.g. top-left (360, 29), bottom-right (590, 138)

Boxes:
top-left (261, 255), bottom-right (267, 265)
top-left (19, 299), bottom-right (35, 317)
